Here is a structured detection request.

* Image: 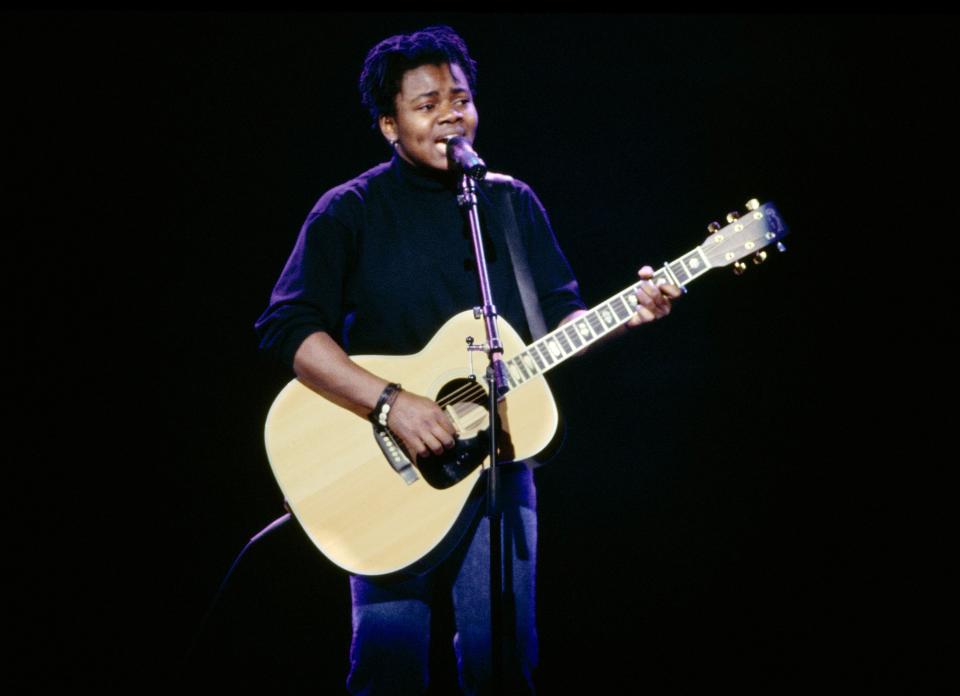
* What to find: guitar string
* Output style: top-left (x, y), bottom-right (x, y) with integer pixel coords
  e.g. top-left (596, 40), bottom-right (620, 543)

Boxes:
top-left (430, 229), bottom-right (774, 410)
top-left (432, 324), bottom-right (611, 410)
top-left (435, 383), bottom-right (486, 409)
top-left (432, 290), bottom-right (652, 409)
top-left (433, 335), bottom-right (582, 409)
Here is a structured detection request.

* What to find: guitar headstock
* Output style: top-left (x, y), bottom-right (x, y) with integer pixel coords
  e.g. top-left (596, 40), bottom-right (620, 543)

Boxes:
top-left (700, 199), bottom-right (789, 275)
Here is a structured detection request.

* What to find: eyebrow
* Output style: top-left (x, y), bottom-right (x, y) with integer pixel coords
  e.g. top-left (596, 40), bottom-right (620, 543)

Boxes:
top-left (410, 86), bottom-right (469, 101)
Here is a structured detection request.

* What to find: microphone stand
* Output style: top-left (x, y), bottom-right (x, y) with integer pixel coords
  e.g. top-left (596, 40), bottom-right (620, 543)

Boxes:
top-left (457, 170), bottom-right (510, 694)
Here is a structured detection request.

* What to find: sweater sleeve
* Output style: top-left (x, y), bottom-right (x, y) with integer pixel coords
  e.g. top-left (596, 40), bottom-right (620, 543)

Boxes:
top-left (513, 182), bottom-right (587, 330)
top-left (254, 189), bottom-right (359, 370)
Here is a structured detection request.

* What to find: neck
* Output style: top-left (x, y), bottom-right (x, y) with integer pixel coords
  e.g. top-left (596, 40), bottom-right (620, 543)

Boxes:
top-left (392, 152), bottom-right (459, 191)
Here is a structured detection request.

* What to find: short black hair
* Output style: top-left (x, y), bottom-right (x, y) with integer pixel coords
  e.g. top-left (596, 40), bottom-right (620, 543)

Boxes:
top-left (358, 25), bottom-right (478, 127)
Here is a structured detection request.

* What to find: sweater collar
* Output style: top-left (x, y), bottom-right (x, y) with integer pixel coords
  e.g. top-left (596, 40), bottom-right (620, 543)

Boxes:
top-left (390, 152), bottom-right (460, 193)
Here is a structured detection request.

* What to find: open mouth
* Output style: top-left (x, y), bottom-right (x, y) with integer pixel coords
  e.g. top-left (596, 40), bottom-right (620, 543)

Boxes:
top-left (435, 133), bottom-right (463, 156)
top-left (435, 136), bottom-right (455, 155)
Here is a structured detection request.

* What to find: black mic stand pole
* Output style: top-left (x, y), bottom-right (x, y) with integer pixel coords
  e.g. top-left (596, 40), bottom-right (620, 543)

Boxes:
top-left (457, 170), bottom-right (510, 694)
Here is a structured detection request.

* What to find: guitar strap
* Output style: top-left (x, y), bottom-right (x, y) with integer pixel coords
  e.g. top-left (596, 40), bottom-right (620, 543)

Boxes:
top-left (486, 179), bottom-right (549, 341)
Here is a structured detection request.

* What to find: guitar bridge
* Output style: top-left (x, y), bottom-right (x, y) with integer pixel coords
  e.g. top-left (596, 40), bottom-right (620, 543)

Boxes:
top-left (372, 426), bottom-right (419, 485)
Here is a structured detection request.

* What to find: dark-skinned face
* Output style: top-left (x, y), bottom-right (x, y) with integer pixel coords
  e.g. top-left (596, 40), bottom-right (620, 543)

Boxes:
top-left (379, 62), bottom-right (478, 172)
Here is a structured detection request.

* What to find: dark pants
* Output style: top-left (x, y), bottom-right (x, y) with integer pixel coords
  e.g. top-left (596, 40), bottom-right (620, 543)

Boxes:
top-left (346, 463), bottom-right (539, 695)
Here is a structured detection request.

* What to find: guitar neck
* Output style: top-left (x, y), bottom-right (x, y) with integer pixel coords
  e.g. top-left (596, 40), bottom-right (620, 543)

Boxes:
top-left (501, 246), bottom-right (711, 391)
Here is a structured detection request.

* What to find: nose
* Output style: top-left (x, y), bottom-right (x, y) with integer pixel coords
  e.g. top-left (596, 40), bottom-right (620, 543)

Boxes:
top-left (439, 103), bottom-right (463, 124)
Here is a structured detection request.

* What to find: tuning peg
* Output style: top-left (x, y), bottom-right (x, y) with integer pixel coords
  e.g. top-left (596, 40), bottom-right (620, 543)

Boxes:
top-left (745, 198), bottom-right (760, 211)
top-left (752, 250), bottom-right (768, 265)
top-left (726, 211), bottom-right (740, 224)
top-left (776, 242), bottom-right (787, 253)
top-left (707, 221), bottom-right (722, 234)
top-left (733, 261), bottom-right (747, 275)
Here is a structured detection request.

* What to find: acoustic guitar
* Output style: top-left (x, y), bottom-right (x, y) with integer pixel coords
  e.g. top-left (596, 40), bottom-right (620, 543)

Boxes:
top-left (264, 199), bottom-right (789, 576)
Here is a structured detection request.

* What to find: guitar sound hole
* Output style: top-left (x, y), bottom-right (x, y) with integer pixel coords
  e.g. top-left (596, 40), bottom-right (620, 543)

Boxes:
top-left (437, 379), bottom-right (488, 434)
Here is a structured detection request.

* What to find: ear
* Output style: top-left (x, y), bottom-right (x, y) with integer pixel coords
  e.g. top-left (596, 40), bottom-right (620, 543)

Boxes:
top-left (378, 114), bottom-right (397, 145)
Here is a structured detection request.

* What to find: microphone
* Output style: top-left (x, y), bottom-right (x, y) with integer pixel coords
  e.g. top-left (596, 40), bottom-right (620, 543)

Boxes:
top-left (445, 136), bottom-right (487, 180)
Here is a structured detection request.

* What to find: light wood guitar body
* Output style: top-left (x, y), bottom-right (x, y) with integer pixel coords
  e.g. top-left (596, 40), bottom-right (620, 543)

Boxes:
top-left (264, 311), bottom-right (558, 577)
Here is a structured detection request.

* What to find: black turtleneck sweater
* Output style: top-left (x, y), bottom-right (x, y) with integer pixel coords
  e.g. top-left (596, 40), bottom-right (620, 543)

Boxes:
top-left (255, 154), bottom-right (586, 369)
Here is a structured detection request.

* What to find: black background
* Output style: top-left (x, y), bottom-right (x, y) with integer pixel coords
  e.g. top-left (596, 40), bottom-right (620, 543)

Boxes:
top-left (6, 11), bottom-right (952, 692)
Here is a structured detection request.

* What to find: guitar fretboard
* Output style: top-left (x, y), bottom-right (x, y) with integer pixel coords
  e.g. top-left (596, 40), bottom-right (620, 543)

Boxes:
top-left (502, 246), bottom-right (711, 390)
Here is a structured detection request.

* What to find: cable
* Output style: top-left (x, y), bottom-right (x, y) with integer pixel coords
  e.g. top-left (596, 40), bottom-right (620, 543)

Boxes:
top-left (182, 510), bottom-right (292, 664)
